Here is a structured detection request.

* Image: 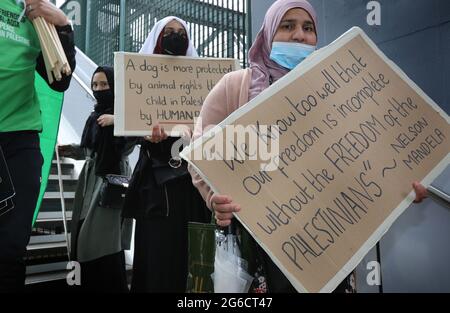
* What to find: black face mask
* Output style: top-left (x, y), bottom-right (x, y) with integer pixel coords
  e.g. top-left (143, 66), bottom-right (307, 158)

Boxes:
top-left (93, 89), bottom-right (114, 112)
top-left (162, 32), bottom-right (188, 56)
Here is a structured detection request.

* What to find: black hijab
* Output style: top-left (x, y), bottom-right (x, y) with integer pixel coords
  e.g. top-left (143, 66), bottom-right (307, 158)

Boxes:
top-left (80, 66), bottom-right (124, 176)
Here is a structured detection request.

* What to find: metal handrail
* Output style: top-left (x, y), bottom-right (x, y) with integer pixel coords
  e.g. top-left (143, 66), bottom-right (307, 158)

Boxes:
top-left (54, 144), bottom-right (71, 259)
top-left (428, 186), bottom-right (450, 208)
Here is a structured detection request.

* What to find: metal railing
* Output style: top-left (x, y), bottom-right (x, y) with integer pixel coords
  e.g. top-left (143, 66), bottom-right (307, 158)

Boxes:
top-left (63, 0), bottom-right (250, 67)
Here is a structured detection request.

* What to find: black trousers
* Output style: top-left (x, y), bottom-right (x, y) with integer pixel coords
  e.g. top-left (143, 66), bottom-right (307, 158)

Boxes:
top-left (72, 220), bottom-right (129, 293)
top-left (79, 250), bottom-right (129, 293)
top-left (129, 172), bottom-right (210, 293)
top-left (0, 132), bottom-right (43, 292)
top-left (131, 208), bottom-right (188, 292)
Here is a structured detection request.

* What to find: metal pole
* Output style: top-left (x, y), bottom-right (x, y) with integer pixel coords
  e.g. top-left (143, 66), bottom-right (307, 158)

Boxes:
top-left (55, 144), bottom-right (71, 260)
top-left (376, 242), bottom-right (383, 293)
top-left (119, 0), bottom-right (127, 51)
top-left (245, 0), bottom-right (251, 67)
top-left (85, 0), bottom-right (91, 55)
top-left (428, 186), bottom-right (450, 208)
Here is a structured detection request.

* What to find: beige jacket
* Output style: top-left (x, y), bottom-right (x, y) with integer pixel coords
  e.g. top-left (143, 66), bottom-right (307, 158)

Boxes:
top-left (188, 68), bottom-right (253, 209)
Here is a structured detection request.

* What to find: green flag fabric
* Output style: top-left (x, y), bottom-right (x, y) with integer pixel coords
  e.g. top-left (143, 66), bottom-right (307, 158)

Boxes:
top-left (32, 72), bottom-right (64, 225)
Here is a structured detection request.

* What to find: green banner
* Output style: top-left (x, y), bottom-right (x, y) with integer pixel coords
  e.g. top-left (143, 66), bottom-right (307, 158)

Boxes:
top-left (32, 73), bottom-right (64, 225)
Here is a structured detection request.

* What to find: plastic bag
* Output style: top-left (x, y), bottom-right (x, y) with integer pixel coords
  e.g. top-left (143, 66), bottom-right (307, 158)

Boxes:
top-left (212, 229), bottom-right (254, 293)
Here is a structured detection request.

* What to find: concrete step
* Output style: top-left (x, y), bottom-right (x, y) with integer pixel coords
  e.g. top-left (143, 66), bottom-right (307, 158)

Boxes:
top-left (25, 238), bottom-right (69, 267)
top-left (25, 262), bottom-right (69, 285)
top-left (44, 191), bottom-right (75, 199)
top-left (25, 271), bottom-right (69, 285)
top-left (27, 234), bottom-right (68, 251)
top-left (39, 196), bottom-right (74, 212)
top-left (48, 174), bottom-right (75, 180)
top-left (50, 161), bottom-right (75, 176)
top-left (32, 218), bottom-right (72, 239)
top-left (46, 179), bottom-right (78, 192)
top-left (36, 211), bottom-right (73, 222)
top-left (51, 158), bottom-right (76, 165)
top-left (24, 157), bottom-right (80, 289)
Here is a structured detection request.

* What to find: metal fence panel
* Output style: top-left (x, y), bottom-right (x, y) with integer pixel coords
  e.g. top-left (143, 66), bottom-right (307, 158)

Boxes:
top-left (82, 0), bottom-right (249, 67)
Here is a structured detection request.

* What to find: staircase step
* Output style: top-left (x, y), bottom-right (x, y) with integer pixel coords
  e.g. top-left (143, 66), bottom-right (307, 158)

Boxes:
top-left (48, 174), bottom-right (75, 180)
top-left (32, 218), bottom-right (72, 238)
top-left (26, 155), bottom-right (80, 288)
top-left (36, 211), bottom-right (72, 222)
top-left (27, 234), bottom-right (68, 251)
top-left (52, 158), bottom-right (76, 165)
top-left (25, 262), bottom-right (69, 285)
top-left (26, 261), bottom-right (68, 275)
top-left (39, 199), bottom-right (74, 212)
top-left (46, 179), bottom-right (78, 192)
top-left (44, 191), bottom-right (75, 199)
top-left (25, 271), bottom-right (69, 285)
top-left (25, 244), bottom-right (69, 267)
top-left (27, 242), bottom-right (67, 250)
top-left (50, 162), bottom-right (75, 176)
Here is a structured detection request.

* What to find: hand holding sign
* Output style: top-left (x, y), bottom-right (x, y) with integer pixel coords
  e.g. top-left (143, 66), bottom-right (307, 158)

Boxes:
top-left (211, 194), bottom-right (241, 227)
top-left (144, 125), bottom-right (169, 143)
top-left (412, 182), bottom-right (428, 203)
top-left (182, 27), bottom-right (449, 293)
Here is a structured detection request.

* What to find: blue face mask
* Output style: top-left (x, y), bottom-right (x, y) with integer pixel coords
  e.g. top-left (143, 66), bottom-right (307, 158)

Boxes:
top-left (270, 42), bottom-right (316, 70)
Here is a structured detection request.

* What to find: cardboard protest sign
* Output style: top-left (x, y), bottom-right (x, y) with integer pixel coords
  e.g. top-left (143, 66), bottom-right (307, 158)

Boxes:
top-left (181, 27), bottom-right (450, 293)
top-left (114, 53), bottom-right (239, 136)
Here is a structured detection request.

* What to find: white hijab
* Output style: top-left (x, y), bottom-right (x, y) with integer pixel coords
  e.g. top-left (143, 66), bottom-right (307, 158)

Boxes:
top-left (139, 16), bottom-right (199, 57)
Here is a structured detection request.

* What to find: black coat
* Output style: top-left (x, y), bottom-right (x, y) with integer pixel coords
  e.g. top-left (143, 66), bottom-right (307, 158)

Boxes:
top-left (122, 137), bottom-right (209, 221)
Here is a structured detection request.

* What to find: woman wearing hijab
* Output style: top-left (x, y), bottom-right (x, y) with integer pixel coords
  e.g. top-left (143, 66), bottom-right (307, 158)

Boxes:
top-left (122, 16), bottom-right (210, 293)
top-left (60, 66), bottom-right (134, 292)
top-left (189, 0), bottom-right (427, 293)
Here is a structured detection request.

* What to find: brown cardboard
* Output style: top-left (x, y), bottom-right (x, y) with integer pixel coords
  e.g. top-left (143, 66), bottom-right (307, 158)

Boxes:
top-left (114, 53), bottom-right (239, 136)
top-left (181, 27), bottom-right (450, 293)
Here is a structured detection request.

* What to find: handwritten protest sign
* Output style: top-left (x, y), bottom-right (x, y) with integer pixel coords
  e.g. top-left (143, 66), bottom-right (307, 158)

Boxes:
top-left (181, 27), bottom-right (450, 293)
top-left (114, 53), bottom-right (239, 136)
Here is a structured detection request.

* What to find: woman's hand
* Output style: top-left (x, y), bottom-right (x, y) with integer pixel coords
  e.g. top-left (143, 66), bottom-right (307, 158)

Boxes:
top-left (25, 0), bottom-right (71, 27)
top-left (144, 125), bottom-right (168, 143)
top-left (211, 194), bottom-right (241, 227)
top-left (413, 181), bottom-right (428, 203)
top-left (97, 114), bottom-right (114, 127)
